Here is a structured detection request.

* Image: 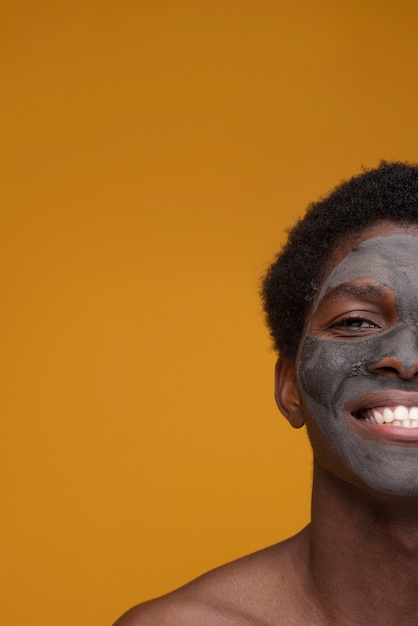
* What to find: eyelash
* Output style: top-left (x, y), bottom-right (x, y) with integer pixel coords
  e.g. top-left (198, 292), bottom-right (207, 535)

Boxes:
top-left (331, 316), bottom-right (380, 330)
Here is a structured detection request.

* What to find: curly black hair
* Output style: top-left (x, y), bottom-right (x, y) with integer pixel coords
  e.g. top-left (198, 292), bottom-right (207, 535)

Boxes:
top-left (262, 161), bottom-right (418, 360)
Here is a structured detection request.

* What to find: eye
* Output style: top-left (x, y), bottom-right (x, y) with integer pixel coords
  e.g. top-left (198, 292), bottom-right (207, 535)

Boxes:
top-left (325, 315), bottom-right (383, 339)
top-left (332, 316), bottom-right (380, 330)
top-left (308, 280), bottom-right (398, 340)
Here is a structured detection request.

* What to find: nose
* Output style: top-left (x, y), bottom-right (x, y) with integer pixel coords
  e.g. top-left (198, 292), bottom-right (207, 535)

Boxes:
top-left (368, 356), bottom-right (418, 380)
top-left (367, 326), bottom-right (418, 380)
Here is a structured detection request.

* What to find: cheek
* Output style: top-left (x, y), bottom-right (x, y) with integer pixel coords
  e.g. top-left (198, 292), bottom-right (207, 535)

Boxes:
top-left (298, 336), bottom-right (371, 406)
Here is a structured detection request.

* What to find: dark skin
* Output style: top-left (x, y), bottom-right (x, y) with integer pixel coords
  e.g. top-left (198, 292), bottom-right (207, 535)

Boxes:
top-left (114, 222), bottom-right (418, 626)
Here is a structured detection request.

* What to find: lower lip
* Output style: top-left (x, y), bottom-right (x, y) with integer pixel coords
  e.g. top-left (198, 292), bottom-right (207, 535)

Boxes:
top-left (350, 417), bottom-right (418, 444)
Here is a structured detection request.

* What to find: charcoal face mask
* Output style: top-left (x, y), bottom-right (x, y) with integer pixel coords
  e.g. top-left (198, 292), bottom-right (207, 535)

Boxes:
top-left (297, 233), bottom-right (418, 496)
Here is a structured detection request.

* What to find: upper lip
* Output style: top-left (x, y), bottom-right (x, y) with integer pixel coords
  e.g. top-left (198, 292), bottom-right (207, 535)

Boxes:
top-left (346, 390), bottom-right (418, 417)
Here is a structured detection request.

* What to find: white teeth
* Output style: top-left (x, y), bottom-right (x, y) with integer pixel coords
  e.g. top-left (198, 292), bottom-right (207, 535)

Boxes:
top-left (383, 408), bottom-right (394, 423)
top-left (374, 411), bottom-right (384, 424)
top-left (368, 406), bottom-right (418, 428)
top-left (394, 406), bottom-right (409, 421)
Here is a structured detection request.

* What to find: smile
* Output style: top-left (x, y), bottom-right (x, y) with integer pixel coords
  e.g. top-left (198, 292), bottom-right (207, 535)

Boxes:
top-left (359, 405), bottom-right (418, 427)
top-left (346, 391), bottom-right (418, 440)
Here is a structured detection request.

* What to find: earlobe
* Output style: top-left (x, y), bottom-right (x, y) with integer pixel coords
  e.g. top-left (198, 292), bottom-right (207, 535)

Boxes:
top-left (275, 358), bottom-right (305, 429)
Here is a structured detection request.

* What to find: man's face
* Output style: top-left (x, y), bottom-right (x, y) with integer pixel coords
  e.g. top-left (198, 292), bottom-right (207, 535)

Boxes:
top-left (297, 229), bottom-right (418, 495)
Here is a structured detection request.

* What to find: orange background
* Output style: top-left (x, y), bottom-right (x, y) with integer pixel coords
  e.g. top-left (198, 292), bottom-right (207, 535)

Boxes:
top-left (2, 2), bottom-right (418, 624)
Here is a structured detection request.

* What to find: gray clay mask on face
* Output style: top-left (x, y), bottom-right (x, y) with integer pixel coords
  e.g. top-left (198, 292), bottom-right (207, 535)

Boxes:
top-left (297, 233), bottom-right (418, 496)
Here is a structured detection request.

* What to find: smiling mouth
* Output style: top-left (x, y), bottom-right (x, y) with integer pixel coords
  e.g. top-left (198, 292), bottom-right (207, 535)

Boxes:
top-left (355, 405), bottom-right (418, 428)
top-left (346, 393), bottom-right (418, 442)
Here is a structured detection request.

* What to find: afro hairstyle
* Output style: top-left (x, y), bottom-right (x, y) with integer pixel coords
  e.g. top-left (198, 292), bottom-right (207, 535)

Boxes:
top-left (261, 161), bottom-right (418, 360)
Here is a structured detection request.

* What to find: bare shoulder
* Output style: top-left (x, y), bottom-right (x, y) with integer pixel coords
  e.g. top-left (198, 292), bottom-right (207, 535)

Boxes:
top-left (113, 529), bottom-right (310, 626)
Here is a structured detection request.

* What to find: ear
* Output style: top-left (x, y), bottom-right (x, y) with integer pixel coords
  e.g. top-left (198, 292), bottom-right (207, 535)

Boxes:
top-left (275, 358), bottom-right (305, 429)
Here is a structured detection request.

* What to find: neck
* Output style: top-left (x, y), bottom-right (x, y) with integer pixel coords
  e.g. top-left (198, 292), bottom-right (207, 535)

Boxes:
top-left (308, 462), bottom-right (418, 625)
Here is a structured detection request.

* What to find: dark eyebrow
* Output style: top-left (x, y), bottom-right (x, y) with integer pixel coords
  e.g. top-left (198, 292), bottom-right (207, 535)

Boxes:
top-left (319, 282), bottom-right (390, 306)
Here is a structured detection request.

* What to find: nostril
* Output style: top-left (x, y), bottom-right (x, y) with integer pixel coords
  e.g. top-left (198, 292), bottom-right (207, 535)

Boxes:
top-left (374, 366), bottom-right (404, 378)
top-left (369, 357), bottom-right (418, 380)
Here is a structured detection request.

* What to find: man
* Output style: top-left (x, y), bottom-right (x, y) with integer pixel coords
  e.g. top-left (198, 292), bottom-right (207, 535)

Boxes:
top-left (115, 161), bottom-right (418, 625)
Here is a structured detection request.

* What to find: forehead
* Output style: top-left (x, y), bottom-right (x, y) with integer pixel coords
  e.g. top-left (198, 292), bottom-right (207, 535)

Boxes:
top-left (325, 233), bottom-right (418, 290)
top-left (311, 233), bottom-right (418, 319)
